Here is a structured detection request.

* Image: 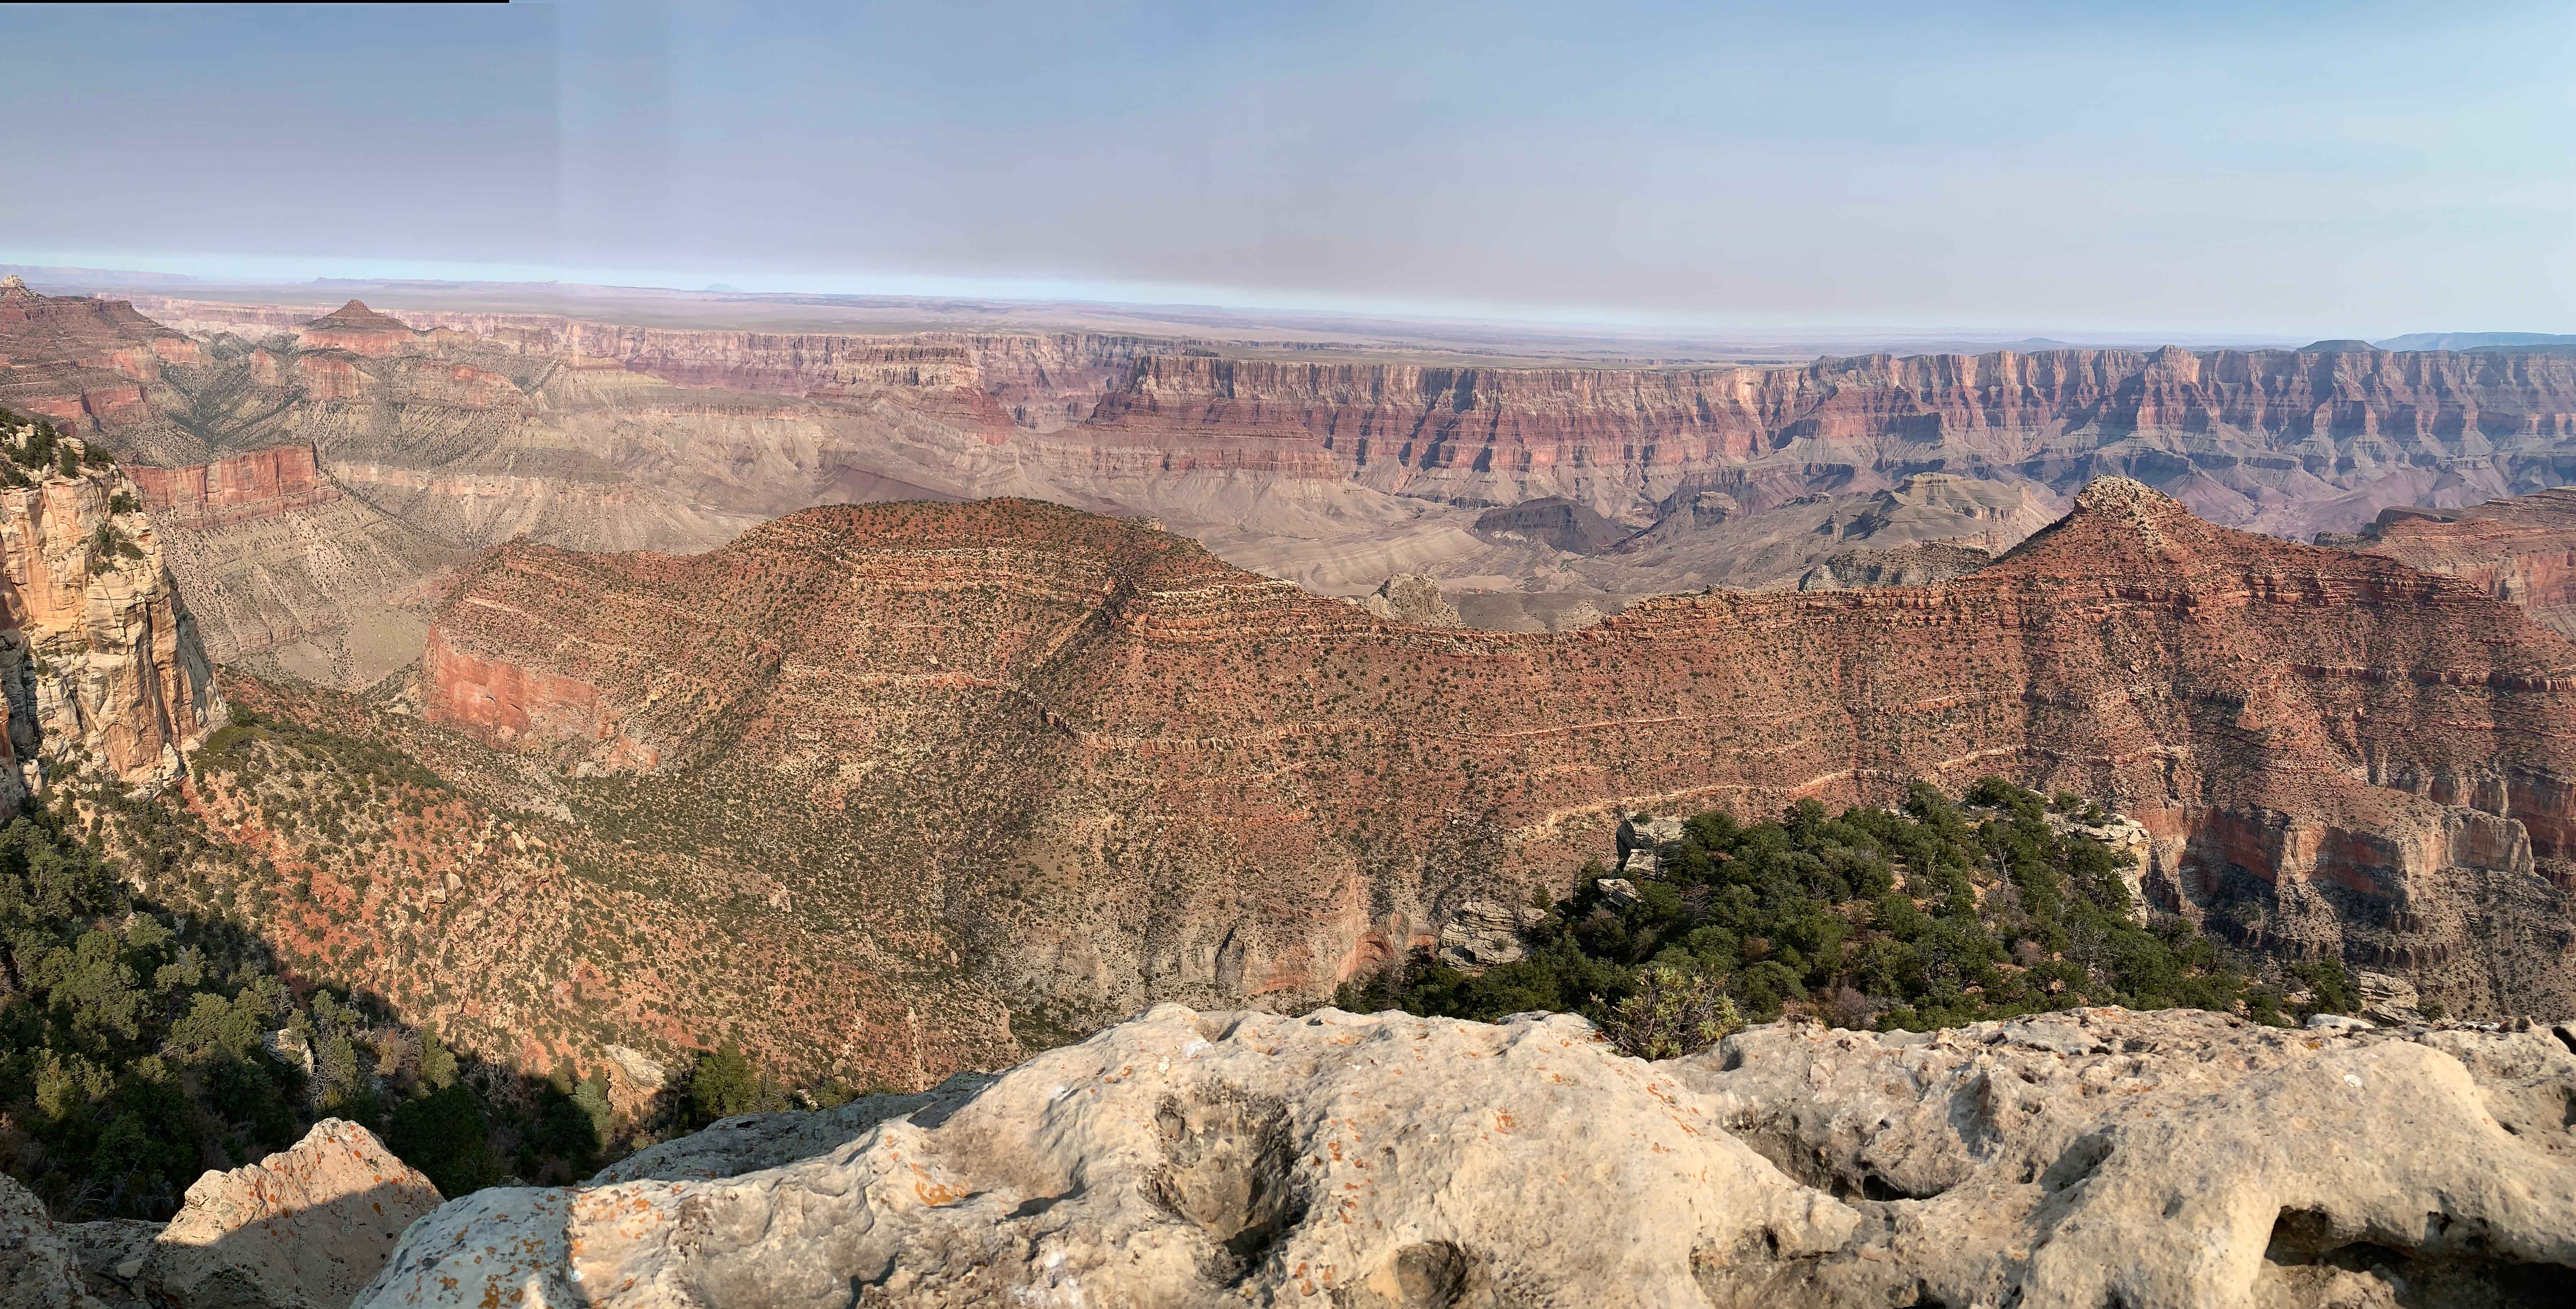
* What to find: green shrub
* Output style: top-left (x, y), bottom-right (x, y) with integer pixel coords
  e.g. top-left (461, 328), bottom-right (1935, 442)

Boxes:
top-left (1598, 965), bottom-right (1742, 1059)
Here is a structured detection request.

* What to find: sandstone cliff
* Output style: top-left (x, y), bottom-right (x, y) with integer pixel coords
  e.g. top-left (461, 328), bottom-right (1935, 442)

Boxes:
top-left (0, 421), bottom-right (223, 808)
top-left (354, 1004), bottom-right (2576, 1308)
top-left (415, 481), bottom-right (2576, 1043)
top-left (0, 276), bottom-right (206, 450)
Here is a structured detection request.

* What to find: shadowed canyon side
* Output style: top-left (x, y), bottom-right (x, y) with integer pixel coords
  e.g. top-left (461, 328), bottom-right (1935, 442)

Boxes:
top-left (414, 481), bottom-right (2576, 1051)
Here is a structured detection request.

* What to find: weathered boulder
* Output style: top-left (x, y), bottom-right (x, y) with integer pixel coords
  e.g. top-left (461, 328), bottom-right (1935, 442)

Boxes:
top-left (601, 1044), bottom-right (669, 1095)
top-left (1432, 897), bottom-right (1548, 969)
top-left (0, 1171), bottom-right (99, 1309)
top-left (356, 1003), bottom-right (2576, 1308)
top-left (2357, 969), bottom-right (2429, 1025)
top-left (1360, 573), bottom-right (1462, 627)
top-left (1620, 814), bottom-right (1686, 851)
top-left (1595, 875), bottom-right (1641, 907)
top-left (1676, 1008), bottom-right (2576, 1305)
top-left (359, 1006), bottom-right (1855, 1308)
top-left (150, 1118), bottom-right (441, 1309)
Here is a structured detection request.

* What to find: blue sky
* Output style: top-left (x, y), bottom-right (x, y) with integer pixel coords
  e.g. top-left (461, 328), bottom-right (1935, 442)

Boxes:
top-left (3, 2), bottom-right (2570, 337)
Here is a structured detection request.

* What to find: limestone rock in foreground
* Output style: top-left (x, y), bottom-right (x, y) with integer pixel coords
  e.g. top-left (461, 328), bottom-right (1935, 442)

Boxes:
top-left (360, 1006), bottom-right (1846, 1308)
top-left (356, 1006), bottom-right (2576, 1309)
top-left (0, 1171), bottom-right (100, 1309)
top-left (588, 1072), bottom-right (994, 1185)
top-left (1678, 1010), bottom-right (2576, 1306)
top-left (151, 1118), bottom-right (442, 1309)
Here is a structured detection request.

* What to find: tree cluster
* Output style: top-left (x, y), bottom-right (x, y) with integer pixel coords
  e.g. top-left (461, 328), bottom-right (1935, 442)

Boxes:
top-left (0, 409), bottom-right (112, 487)
top-left (1340, 778), bottom-right (2356, 1054)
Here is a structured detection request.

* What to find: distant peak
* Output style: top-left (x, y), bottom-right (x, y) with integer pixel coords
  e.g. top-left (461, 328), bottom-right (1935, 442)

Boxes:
top-left (302, 299), bottom-right (412, 332)
top-left (0, 275), bottom-right (26, 291)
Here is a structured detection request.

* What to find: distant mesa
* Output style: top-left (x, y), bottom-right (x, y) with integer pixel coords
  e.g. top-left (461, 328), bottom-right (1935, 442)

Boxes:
top-left (703, 282), bottom-right (746, 293)
top-left (2298, 338), bottom-right (2382, 353)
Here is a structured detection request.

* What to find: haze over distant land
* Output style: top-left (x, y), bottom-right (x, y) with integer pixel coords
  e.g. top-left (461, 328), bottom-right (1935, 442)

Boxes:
top-left (3, 3), bottom-right (2570, 339)
top-left (0, 266), bottom-right (2308, 362)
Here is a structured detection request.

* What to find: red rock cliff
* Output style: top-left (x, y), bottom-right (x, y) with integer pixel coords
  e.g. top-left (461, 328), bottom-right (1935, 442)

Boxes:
top-left (129, 443), bottom-right (341, 530)
top-left (2355, 489), bottom-right (2576, 639)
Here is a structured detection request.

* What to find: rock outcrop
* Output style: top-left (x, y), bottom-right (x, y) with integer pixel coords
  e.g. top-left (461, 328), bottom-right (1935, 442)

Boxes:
top-left (0, 423), bottom-right (223, 811)
top-left (412, 482), bottom-right (2576, 1040)
top-left (1359, 573), bottom-right (1462, 626)
top-left (355, 1003), bottom-right (2576, 1308)
top-left (141, 1118), bottom-right (441, 1309)
top-left (1794, 539), bottom-right (1995, 591)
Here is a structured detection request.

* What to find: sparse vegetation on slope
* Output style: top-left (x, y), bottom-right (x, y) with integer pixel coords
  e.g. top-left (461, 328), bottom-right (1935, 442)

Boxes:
top-left (1342, 779), bottom-right (2357, 1048)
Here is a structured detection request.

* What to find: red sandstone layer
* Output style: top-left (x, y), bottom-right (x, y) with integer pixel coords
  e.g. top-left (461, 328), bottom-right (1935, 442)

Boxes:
top-left (130, 444), bottom-right (341, 530)
top-left (420, 481), bottom-right (2576, 1017)
top-left (2357, 489), bottom-right (2576, 639)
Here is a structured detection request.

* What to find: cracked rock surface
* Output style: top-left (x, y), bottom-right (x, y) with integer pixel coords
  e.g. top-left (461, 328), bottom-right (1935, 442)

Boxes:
top-left (355, 1006), bottom-right (2576, 1308)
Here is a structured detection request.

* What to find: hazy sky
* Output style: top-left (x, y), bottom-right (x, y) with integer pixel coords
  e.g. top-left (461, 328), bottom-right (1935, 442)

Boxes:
top-left (4, 2), bottom-right (2570, 336)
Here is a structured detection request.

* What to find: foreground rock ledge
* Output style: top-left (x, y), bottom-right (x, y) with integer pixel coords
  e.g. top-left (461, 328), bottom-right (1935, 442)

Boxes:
top-left (357, 1006), bottom-right (2576, 1309)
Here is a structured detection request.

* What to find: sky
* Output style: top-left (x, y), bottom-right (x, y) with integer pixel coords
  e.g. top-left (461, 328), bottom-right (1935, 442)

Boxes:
top-left (3, 1), bottom-right (2571, 337)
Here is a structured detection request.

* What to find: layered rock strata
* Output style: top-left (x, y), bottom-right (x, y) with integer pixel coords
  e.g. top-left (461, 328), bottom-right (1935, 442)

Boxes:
top-left (0, 434), bottom-right (224, 810)
top-left (2348, 488), bottom-right (2576, 639)
top-left (58, 287), bottom-right (2576, 617)
top-left (355, 1004), bottom-right (2576, 1309)
top-left (1087, 347), bottom-right (2576, 539)
top-left (417, 480), bottom-right (2576, 1027)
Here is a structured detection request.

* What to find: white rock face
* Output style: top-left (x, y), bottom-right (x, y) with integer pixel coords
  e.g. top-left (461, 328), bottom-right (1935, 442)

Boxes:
top-left (355, 1006), bottom-right (2576, 1309)
top-left (602, 1044), bottom-right (670, 1094)
top-left (151, 1118), bottom-right (442, 1309)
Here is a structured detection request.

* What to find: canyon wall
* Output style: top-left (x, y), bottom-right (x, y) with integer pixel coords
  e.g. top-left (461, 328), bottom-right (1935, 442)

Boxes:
top-left (27, 285), bottom-right (2576, 683)
top-left (418, 482), bottom-right (2576, 1046)
top-left (2350, 489), bottom-right (2576, 639)
top-left (0, 429), bottom-right (224, 813)
top-left (1087, 346), bottom-right (2576, 535)
top-left (127, 442), bottom-right (339, 529)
